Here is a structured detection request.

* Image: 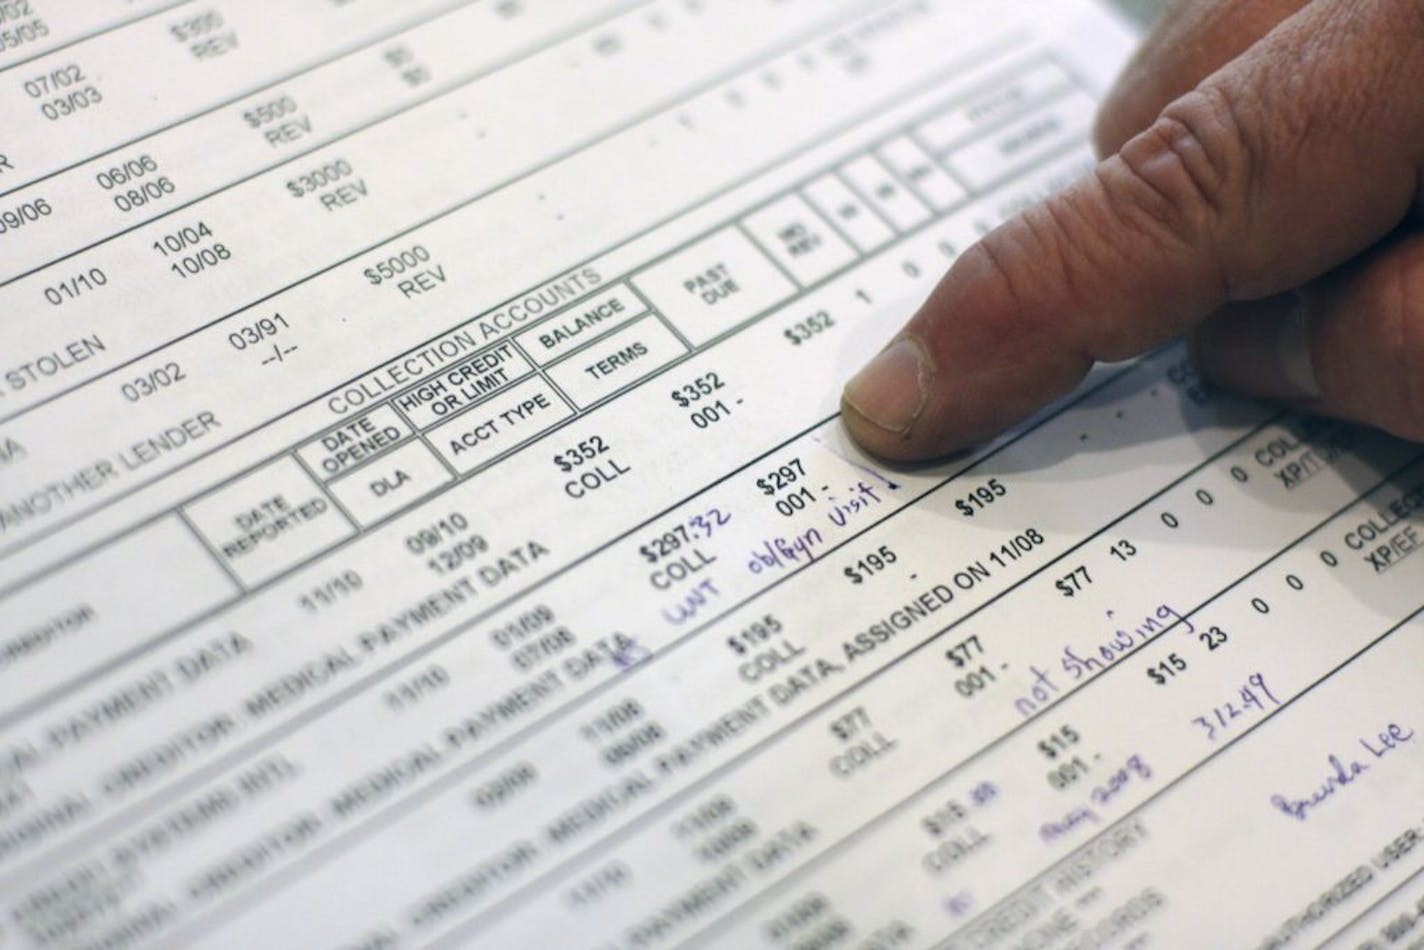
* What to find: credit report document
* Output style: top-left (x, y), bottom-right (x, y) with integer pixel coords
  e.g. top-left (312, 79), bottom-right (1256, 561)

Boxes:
top-left (3, 1), bottom-right (1424, 947)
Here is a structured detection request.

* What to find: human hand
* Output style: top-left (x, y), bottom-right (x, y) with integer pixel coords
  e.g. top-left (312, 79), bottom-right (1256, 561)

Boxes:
top-left (841, 0), bottom-right (1424, 459)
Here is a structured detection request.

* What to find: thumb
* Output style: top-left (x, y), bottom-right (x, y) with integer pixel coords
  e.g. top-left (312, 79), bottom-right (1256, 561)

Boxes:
top-left (841, 0), bottom-right (1424, 460)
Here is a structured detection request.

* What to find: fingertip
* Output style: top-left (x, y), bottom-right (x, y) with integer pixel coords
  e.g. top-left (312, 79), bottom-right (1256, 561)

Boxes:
top-left (840, 335), bottom-right (943, 461)
top-left (839, 395), bottom-right (916, 461)
top-left (838, 390), bottom-right (976, 463)
top-left (841, 337), bottom-right (930, 434)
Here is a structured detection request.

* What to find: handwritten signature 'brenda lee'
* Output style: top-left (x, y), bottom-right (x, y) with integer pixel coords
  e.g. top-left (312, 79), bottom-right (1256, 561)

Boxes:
top-left (1271, 723), bottom-right (1416, 822)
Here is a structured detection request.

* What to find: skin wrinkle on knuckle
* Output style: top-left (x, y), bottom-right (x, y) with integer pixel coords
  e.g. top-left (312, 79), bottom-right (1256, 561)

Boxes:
top-left (1094, 116), bottom-right (1235, 309)
top-left (1155, 92), bottom-right (1235, 205)
top-left (1147, 84), bottom-right (1261, 297)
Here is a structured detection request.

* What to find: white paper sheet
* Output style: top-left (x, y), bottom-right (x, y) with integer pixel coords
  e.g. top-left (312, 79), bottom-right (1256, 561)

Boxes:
top-left (2, 1), bottom-right (1423, 946)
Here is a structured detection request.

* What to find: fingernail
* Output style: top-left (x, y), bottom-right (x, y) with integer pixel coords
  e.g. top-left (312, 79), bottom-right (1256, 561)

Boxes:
top-left (842, 337), bottom-right (932, 436)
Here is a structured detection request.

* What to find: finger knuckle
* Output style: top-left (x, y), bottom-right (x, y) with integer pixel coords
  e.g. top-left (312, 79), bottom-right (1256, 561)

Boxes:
top-left (1097, 83), bottom-right (1263, 301)
top-left (1122, 83), bottom-right (1250, 239)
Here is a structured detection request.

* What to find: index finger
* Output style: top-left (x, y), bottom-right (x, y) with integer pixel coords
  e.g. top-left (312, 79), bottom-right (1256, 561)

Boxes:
top-left (840, 0), bottom-right (1424, 460)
